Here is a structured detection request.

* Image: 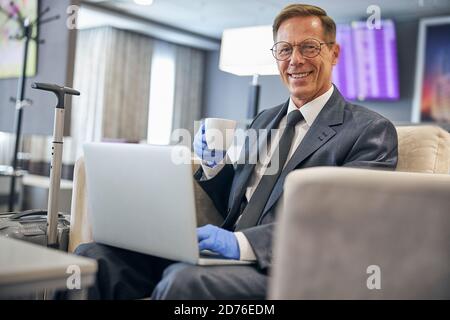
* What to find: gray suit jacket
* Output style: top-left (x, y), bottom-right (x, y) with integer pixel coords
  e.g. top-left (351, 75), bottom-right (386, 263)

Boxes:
top-left (194, 86), bottom-right (398, 271)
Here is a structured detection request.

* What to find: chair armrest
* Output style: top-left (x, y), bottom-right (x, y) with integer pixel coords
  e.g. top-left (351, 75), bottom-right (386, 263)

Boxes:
top-left (269, 167), bottom-right (450, 299)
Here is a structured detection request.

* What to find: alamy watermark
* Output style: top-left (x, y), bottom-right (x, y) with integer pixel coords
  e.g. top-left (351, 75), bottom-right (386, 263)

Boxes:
top-left (170, 125), bottom-right (287, 176)
top-left (366, 265), bottom-right (381, 290)
top-left (66, 5), bottom-right (79, 30)
top-left (64, 4), bottom-right (383, 30)
top-left (66, 264), bottom-right (81, 290)
top-left (367, 5), bottom-right (382, 30)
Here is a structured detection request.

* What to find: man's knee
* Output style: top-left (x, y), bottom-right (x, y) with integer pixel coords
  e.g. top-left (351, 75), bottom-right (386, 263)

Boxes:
top-left (74, 242), bottom-right (124, 262)
top-left (74, 242), bottom-right (105, 258)
top-left (151, 263), bottom-right (210, 299)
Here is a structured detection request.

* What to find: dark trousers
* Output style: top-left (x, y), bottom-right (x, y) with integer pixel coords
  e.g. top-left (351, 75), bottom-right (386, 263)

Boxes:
top-left (64, 242), bottom-right (268, 300)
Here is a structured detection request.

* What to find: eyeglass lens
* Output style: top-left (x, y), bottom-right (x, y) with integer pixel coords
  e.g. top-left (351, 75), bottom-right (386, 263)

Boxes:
top-left (272, 39), bottom-right (322, 60)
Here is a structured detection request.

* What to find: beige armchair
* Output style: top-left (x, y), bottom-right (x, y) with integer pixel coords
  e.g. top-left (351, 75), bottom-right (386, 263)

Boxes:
top-left (269, 125), bottom-right (450, 299)
top-left (68, 125), bottom-right (450, 298)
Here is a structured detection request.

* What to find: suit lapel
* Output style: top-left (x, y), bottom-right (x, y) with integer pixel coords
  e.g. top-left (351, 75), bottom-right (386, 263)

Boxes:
top-left (261, 86), bottom-right (346, 218)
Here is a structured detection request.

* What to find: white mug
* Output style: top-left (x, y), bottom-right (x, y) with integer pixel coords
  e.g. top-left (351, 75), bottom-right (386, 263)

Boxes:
top-left (204, 118), bottom-right (237, 151)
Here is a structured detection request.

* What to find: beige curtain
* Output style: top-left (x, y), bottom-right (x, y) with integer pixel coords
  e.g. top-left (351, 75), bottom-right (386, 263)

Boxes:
top-left (0, 132), bottom-right (14, 165)
top-left (171, 45), bottom-right (205, 139)
top-left (71, 27), bottom-right (153, 159)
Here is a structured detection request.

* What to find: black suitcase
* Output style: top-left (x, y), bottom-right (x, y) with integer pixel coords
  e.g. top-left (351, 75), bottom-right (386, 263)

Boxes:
top-left (0, 209), bottom-right (70, 251)
top-left (0, 83), bottom-right (79, 251)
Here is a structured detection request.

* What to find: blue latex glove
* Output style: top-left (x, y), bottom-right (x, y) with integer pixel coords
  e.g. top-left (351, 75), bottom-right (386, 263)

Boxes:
top-left (197, 224), bottom-right (240, 260)
top-left (193, 122), bottom-right (226, 168)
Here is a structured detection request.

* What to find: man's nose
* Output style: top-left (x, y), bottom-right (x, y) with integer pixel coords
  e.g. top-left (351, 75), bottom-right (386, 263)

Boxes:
top-left (290, 46), bottom-right (306, 65)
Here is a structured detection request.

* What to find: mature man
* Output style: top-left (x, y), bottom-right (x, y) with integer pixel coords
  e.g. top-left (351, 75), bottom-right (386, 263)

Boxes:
top-left (72, 4), bottom-right (398, 299)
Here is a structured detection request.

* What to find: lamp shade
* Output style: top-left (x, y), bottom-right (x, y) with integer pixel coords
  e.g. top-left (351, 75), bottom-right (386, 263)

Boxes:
top-left (219, 25), bottom-right (279, 76)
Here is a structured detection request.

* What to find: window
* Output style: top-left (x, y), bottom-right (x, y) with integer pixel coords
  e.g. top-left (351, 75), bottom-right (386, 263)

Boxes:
top-left (147, 41), bottom-right (176, 145)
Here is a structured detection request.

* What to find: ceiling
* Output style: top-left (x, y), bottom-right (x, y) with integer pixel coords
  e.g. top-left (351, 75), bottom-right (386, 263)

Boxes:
top-left (83, 0), bottom-right (450, 39)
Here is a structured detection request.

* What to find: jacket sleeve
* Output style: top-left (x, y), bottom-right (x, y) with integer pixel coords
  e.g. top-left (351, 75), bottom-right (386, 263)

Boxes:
top-left (241, 223), bottom-right (275, 271)
top-left (343, 117), bottom-right (398, 169)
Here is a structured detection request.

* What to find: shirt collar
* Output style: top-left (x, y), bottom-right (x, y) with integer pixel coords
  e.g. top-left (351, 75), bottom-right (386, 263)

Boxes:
top-left (287, 85), bottom-right (334, 127)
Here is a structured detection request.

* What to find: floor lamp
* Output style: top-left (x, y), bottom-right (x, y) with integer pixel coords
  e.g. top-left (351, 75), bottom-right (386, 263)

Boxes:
top-left (219, 25), bottom-right (279, 121)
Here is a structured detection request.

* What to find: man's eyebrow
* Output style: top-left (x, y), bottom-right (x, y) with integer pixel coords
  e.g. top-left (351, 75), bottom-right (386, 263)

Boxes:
top-left (283, 38), bottom-right (325, 45)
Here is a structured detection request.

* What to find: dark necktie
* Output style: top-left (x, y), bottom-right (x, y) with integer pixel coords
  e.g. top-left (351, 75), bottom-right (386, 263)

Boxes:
top-left (235, 110), bottom-right (304, 231)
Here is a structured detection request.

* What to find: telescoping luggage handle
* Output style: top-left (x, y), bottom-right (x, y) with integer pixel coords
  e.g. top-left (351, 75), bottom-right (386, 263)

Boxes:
top-left (7, 209), bottom-right (64, 220)
top-left (31, 83), bottom-right (80, 248)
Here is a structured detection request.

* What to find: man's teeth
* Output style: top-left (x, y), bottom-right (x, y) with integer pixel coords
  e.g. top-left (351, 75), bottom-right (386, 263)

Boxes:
top-left (290, 72), bottom-right (311, 79)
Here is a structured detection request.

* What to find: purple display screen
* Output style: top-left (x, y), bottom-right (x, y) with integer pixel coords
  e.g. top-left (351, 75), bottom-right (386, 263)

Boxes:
top-left (332, 20), bottom-right (400, 101)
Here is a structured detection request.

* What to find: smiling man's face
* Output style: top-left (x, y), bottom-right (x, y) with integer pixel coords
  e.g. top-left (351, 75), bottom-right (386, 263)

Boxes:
top-left (276, 16), bottom-right (339, 107)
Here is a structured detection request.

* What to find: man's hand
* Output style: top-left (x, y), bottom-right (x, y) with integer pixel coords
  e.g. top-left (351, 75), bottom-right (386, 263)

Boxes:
top-left (197, 224), bottom-right (240, 260)
top-left (193, 122), bottom-right (226, 168)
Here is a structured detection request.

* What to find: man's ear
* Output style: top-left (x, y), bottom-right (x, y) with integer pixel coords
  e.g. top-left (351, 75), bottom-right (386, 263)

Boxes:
top-left (331, 43), bottom-right (340, 66)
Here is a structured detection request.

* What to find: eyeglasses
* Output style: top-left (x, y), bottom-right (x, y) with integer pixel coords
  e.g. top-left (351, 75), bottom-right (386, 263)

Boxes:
top-left (271, 39), bottom-right (335, 61)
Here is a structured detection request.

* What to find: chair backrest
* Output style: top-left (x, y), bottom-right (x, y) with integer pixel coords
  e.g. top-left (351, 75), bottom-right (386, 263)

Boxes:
top-left (396, 126), bottom-right (450, 174)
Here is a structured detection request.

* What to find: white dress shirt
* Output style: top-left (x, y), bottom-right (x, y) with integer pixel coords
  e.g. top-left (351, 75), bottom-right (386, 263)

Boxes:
top-left (201, 85), bottom-right (334, 261)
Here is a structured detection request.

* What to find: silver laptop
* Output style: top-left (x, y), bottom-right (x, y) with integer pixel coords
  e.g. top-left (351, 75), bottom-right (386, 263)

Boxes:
top-left (83, 142), bottom-right (252, 266)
